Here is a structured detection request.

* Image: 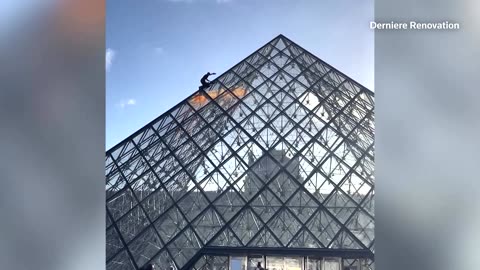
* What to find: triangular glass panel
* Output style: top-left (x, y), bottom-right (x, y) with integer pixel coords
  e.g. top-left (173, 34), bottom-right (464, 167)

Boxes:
top-left (115, 206), bottom-right (150, 242)
top-left (209, 227), bottom-right (242, 247)
top-left (150, 250), bottom-right (175, 270)
top-left (250, 188), bottom-right (282, 223)
top-left (270, 113), bottom-right (295, 137)
top-left (250, 227), bottom-right (282, 247)
top-left (258, 60), bottom-right (279, 78)
top-left (288, 229), bottom-right (323, 248)
top-left (306, 210), bottom-right (342, 247)
top-left (198, 171), bottom-right (229, 201)
top-left (107, 250), bottom-right (135, 270)
top-left (193, 255), bottom-right (207, 270)
top-left (167, 228), bottom-right (201, 268)
top-left (329, 229), bottom-right (363, 249)
top-left (106, 172), bottom-right (128, 202)
top-left (270, 51), bottom-right (291, 69)
top-left (257, 81), bottom-right (281, 99)
top-left (230, 207), bottom-right (264, 245)
top-left (310, 61), bottom-right (331, 77)
top-left (287, 189), bottom-right (319, 223)
top-left (271, 89), bottom-right (295, 111)
top-left (267, 171), bottom-right (299, 203)
top-left (361, 192), bottom-right (375, 217)
top-left (244, 49), bottom-right (268, 68)
top-left (266, 209), bottom-right (301, 245)
top-left (271, 140), bottom-right (298, 163)
top-left (232, 61), bottom-right (255, 78)
top-left (194, 255), bottom-right (229, 270)
top-left (260, 45), bottom-right (281, 60)
top-left (128, 226), bottom-right (163, 267)
top-left (281, 57), bottom-right (303, 78)
top-left (192, 207), bottom-right (226, 244)
top-left (345, 209), bottom-right (374, 247)
top-left (287, 44), bottom-right (306, 60)
top-left (188, 92), bottom-right (211, 110)
top-left (154, 206), bottom-right (188, 243)
top-left (270, 70), bottom-right (294, 88)
top-left (176, 187), bottom-right (210, 222)
top-left (171, 102), bottom-right (196, 124)
top-left (213, 188), bottom-right (245, 222)
top-left (141, 184), bottom-right (173, 221)
top-left (216, 71), bottom-right (243, 90)
top-left (106, 227), bottom-right (124, 261)
top-left (272, 37), bottom-right (287, 51)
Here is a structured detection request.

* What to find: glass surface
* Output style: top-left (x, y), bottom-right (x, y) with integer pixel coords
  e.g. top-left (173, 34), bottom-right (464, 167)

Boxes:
top-left (248, 256), bottom-right (264, 270)
top-left (306, 258), bottom-right (322, 270)
top-left (106, 35), bottom-right (375, 270)
top-left (231, 257), bottom-right (246, 270)
top-left (265, 256), bottom-right (302, 270)
top-left (266, 256), bottom-right (284, 270)
top-left (324, 258), bottom-right (340, 270)
top-left (285, 257), bottom-right (302, 270)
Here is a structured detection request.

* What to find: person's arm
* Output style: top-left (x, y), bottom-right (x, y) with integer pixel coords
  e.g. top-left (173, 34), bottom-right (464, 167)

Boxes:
top-left (207, 73), bottom-right (216, 82)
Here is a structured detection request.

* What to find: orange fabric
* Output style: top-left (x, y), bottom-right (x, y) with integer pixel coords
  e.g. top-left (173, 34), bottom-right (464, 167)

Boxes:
top-left (190, 87), bottom-right (247, 107)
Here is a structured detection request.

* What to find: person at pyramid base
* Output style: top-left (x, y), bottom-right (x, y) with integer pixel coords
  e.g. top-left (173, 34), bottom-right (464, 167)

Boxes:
top-left (256, 261), bottom-right (268, 270)
top-left (198, 72), bottom-right (216, 90)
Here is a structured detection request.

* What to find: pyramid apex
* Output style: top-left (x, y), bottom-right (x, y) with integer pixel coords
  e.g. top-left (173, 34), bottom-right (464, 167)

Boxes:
top-left (272, 33), bottom-right (288, 40)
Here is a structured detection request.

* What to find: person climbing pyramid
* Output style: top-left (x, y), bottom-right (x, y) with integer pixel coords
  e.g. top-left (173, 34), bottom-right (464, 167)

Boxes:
top-left (199, 72), bottom-right (216, 90)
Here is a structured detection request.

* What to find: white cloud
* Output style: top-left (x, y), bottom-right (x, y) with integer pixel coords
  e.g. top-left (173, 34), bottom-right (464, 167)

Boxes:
top-left (117, 99), bottom-right (137, 109)
top-left (106, 48), bottom-right (116, 72)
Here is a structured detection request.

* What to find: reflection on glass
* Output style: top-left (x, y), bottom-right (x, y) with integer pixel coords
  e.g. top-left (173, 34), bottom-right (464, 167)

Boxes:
top-left (265, 256), bottom-right (302, 270)
top-left (266, 256), bottom-right (284, 270)
top-left (285, 257), bottom-right (302, 270)
top-left (248, 256), bottom-right (263, 270)
top-left (306, 258), bottom-right (322, 270)
top-left (231, 256), bottom-right (246, 270)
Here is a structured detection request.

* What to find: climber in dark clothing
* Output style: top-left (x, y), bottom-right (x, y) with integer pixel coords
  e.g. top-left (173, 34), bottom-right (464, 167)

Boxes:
top-left (199, 72), bottom-right (216, 90)
top-left (256, 261), bottom-right (267, 270)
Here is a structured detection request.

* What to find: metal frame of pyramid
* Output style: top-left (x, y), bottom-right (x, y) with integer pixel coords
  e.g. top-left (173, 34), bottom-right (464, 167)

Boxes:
top-left (106, 34), bottom-right (375, 270)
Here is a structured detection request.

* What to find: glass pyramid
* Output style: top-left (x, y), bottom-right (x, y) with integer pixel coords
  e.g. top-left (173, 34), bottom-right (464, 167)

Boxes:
top-left (106, 35), bottom-right (375, 270)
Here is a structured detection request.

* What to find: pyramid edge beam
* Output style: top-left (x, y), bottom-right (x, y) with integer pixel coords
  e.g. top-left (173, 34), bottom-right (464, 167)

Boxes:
top-left (106, 34), bottom-right (283, 156)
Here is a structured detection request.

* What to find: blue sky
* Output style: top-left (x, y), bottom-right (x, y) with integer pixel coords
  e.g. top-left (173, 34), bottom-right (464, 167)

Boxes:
top-left (106, 0), bottom-right (374, 150)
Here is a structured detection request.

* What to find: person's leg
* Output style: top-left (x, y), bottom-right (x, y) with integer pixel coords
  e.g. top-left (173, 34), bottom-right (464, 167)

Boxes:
top-left (200, 82), bottom-right (210, 90)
